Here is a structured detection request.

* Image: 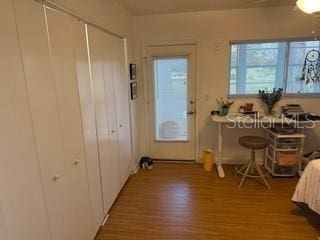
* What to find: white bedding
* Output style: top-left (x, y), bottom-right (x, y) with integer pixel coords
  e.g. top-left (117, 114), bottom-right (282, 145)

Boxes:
top-left (292, 159), bottom-right (320, 214)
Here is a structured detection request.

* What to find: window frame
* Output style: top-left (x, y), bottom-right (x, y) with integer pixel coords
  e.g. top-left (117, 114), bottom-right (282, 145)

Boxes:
top-left (227, 38), bottom-right (320, 99)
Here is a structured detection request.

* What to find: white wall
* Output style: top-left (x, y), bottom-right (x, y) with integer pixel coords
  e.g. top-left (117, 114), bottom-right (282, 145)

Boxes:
top-left (133, 6), bottom-right (320, 162)
top-left (51, 0), bottom-right (131, 37)
top-left (50, 0), bottom-right (142, 167)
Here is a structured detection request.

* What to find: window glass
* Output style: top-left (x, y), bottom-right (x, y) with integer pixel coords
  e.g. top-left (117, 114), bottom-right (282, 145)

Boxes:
top-left (153, 58), bottom-right (188, 141)
top-left (229, 42), bottom-right (286, 95)
top-left (286, 41), bottom-right (320, 94)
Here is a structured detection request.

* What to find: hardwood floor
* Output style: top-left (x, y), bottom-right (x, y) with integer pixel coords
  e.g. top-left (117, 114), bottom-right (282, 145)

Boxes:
top-left (96, 163), bottom-right (320, 240)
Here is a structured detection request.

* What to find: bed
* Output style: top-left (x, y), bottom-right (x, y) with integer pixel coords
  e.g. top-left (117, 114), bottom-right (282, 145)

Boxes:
top-left (292, 159), bottom-right (320, 215)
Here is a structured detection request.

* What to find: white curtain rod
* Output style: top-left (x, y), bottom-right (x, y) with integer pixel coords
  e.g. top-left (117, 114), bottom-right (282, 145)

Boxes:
top-left (34, 0), bottom-right (125, 40)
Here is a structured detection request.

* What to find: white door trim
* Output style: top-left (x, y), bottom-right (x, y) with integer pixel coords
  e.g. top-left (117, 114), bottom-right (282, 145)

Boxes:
top-left (141, 41), bottom-right (200, 162)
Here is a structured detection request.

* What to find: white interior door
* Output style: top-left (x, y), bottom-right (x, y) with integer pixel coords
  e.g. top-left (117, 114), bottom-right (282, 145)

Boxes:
top-left (45, 8), bottom-right (93, 240)
top-left (146, 45), bottom-right (197, 160)
top-left (14, 1), bottom-right (72, 240)
top-left (0, 1), bottom-right (51, 239)
top-left (73, 23), bottom-right (104, 233)
top-left (111, 38), bottom-right (132, 188)
top-left (87, 26), bottom-right (121, 214)
top-left (15, 1), bottom-right (93, 239)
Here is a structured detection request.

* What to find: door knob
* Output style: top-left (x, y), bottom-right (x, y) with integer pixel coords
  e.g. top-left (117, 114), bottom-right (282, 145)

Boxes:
top-left (187, 111), bottom-right (195, 115)
top-left (73, 159), bottom-right (80, 165)
top-left (119, 124), bottom-right (123, 128)
top-left (111, 130), bottom-right (116, 134)
top-left (52, 174), bottom-right (60, 182)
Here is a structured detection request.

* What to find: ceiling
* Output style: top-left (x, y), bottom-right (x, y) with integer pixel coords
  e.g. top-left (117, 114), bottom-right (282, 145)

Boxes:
top-left (115, 0), bottom-right (296, 16)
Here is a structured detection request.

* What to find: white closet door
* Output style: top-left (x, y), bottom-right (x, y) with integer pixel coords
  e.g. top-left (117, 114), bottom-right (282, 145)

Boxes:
top-left (14, 2), bottom-right (74, 239)
top-left (0, 0), bottom-right (51, 239)
top-left (87, 26), bottom-right (121, 214)
top-left (14, 1), bottom-right (92, 240)
top-left (72, 23), bottom-right (104, 233)
top-left (111, 38), bottom-right (132, 187)
top-left (45, 8), bottom-right (93, 240)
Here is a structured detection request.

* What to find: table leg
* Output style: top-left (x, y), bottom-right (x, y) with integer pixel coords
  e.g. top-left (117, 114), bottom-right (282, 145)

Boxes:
top-left (298, 128), bottom-right (305, 176)
top-left (217, 123), bottom-right (225, 178)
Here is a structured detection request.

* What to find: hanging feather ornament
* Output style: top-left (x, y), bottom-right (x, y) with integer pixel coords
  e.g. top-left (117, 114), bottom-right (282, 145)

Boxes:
top-left (300, 49), bottom-right (320, 86)
top-left (301, 17), bottom-right (320, 87)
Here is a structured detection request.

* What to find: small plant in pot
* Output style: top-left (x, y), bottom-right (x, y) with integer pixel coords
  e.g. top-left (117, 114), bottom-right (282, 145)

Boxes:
top-left (216, 97), bottom-right (234, 116)
top-left (258, 88), bottom-right (283, 115)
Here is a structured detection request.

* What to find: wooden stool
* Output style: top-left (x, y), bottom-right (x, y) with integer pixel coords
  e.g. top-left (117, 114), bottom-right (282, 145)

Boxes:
top-left (236, 136), bottom-right (270, 189)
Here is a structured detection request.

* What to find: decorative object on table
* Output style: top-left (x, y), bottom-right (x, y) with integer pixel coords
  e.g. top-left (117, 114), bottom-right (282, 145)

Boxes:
top-left (300, 49), bottom-right (320, 86)
top-left (139, 156), bottom-right (154, 170)
top-left (286, 112), bottom-right (320, 122)
top-left (239, 106), bottom-right (246, 113)
top-left (245, 102), bottom-right (254, 112)
top-left (129, 63), bottom-right (136, 80)
top-left (216, 97), bottom-right (234, 116)
top-left (258, 88), bottom-right (283, 115)
top-left (130, 82), bottom-right (137, 100)
top-left (210, 110), bottom-right (220, 116)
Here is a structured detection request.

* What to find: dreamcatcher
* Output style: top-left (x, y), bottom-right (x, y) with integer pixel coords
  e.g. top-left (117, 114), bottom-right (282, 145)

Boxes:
top-left (300, 18), bottom-right (320, 87)
top-left (300, 49), bottom-right (320, 86)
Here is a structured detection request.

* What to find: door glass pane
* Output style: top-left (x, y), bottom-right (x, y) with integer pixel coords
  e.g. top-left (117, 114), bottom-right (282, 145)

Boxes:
top-left (153, 58), bottom-right (188, 141)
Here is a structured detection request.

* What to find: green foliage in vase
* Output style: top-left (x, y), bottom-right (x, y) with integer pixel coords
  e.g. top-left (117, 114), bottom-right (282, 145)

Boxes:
top-left (258, 88), bottom-right (283, 114)
top-left (216, 97), bottom-right (234, 109)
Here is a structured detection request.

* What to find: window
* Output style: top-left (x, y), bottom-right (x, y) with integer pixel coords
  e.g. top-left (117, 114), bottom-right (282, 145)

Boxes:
top-left (286, 41), bottom-right (320, 94)
top-left (228, 40), bottom-right (320, 96)
top-left (153, 58), bottom-right (188, 141)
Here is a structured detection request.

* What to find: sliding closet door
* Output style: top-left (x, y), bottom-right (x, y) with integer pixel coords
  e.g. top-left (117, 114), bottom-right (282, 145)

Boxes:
top-left (0, 0), bottom-right (51, 239)
top-left (72, 23), bottom-right (104, 232)
top-left (88, 26), bottom-right (122, 214)
top-left (14, 1), bottom-right (92, 240)
top-left (14, 2), bottom-right (68, 239)
top-left (111, 38), bottom-right (133, 187)
top-left (45, 8), bottom-right (93, 240)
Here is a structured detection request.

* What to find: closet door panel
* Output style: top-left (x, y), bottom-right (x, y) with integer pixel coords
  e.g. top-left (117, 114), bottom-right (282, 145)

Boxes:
top-left (14, 1), bottom-right (90, 240)
top-left (13, 0), bottom-right (66, 200)
top-left (103, 35), bottom-right (131, 187)
top-left (99, 32), bottom-right (122, 191)
top-left (14, 2), bottom-right (69, 239)
top-left (0, 0), bottom-right (51, 239)
top-left (110, 37), bottom-right (132, 187)
top-left (72, 22), bottom-right (104, 232)
top-left (45, 9), bottom-right (93, 240)
top-left (88, 26), bottom-right (121, 214)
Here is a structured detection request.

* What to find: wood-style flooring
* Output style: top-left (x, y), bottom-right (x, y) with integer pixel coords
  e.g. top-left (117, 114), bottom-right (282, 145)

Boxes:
top-left (96, 163), bottom-right (320, 240)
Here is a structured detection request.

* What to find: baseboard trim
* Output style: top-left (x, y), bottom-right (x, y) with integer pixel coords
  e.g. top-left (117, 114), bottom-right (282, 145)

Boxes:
top-left (131, 160), bottom-right (140, 175)
top-left (101, 214), bottom-right (109, 226)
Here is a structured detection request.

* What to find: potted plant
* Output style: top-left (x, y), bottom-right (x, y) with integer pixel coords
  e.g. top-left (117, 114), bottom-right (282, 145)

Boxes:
top-left (216, 97), bottom-right (234, 116)
top-left (258, 88), bottom-right (283, 115)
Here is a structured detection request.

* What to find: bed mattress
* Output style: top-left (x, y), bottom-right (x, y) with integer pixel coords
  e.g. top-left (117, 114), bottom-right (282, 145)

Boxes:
top-left (292, 159), bottom-right (320, 214)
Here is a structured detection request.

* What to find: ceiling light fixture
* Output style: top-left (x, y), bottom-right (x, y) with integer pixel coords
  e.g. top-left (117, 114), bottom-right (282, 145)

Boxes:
top-left (296, 0), bottom-right (320, 15)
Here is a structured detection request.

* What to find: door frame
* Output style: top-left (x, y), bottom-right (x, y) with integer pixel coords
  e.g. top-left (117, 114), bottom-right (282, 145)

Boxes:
top-left (142, 41), bottom-right (200, 161)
